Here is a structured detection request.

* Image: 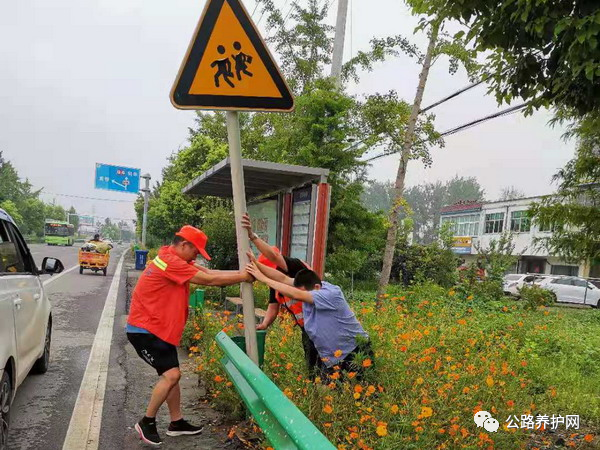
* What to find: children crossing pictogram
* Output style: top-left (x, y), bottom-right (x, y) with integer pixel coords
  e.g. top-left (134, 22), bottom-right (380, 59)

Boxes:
top-left (170, 0), bottom-right (294, 111)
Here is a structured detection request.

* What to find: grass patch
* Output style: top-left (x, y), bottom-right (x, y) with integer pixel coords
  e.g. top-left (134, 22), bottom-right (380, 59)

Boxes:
top-left (185, 284), bottom-right (600, 448)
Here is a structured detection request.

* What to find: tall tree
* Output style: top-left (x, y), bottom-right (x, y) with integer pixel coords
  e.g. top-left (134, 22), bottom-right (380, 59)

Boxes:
top-left (530, 112), bottom-right (600, 263)
top-left (499, 186), bottom-right (526, 201)
top-left (364, 176), bottom-right (484, 244)
top-left (419, 0), bottom-right (600, 115)
top-left (67, 206), bottom-right (80, 232)
top-left (373, 12), bottom-right (478, 296)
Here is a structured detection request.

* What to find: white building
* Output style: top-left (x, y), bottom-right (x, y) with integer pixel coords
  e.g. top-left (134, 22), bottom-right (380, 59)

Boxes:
top-left (439, 197), bottom-right (599, 278)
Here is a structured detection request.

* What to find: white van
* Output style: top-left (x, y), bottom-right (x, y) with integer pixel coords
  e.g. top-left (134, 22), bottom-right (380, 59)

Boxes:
top-left (0, 208), bottom-right (64, 448)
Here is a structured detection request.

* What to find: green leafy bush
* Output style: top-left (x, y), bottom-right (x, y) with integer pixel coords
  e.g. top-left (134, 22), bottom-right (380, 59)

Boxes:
top-left (519, 285), bottom-right (556, 310)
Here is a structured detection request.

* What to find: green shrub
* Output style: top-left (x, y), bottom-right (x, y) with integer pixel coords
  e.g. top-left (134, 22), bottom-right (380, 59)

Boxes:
top-left (519, 285), bottom-right (556, 310)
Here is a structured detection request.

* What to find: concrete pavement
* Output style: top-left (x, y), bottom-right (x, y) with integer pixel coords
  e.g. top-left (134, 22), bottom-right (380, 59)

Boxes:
top-left (8, 244), bottom-right (243, 450)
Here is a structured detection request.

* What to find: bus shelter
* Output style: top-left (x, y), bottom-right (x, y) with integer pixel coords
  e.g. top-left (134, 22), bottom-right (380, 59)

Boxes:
top-left (182, 158), bottom-right (331, 276)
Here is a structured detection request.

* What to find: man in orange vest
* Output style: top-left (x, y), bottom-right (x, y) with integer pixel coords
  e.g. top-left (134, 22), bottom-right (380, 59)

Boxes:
top-left (127, 225), bottom-right (253, 446)
top-left (242, 213), bottom-right (320, 379)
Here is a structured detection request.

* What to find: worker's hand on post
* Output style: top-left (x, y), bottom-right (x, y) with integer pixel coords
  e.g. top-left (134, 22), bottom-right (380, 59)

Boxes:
top-left (241, 213), bottom-right (253, 238)
top-left (246, 262), bottom-right (266, 282)
top-left (246, 249), bottom-right (257, 263)
top-left (241, 268), bottom-right (255, 283)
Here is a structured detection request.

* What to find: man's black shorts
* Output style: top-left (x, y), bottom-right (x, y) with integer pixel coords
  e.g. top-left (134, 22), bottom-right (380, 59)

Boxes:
top-left (127, 332), bottom-right (179, 376)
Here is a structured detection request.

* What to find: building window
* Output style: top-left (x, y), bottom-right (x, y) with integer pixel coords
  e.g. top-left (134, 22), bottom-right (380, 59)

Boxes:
top-left (441, 213), bottom-right (480, 236)
top-left (510, 210), bottom-right (530, 232)
top-left (484, 212), bottom-right (504, 234)
top-left (551, 265), bottom-right (578, 276)
top-left (538, 220), bottom-right (557, 232)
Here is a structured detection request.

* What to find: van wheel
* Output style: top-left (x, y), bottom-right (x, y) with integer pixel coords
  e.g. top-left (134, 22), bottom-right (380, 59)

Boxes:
top-left (32, 319), bottom-right (51, 374)
top-left (102, 268), bottom-right (107, 276)
top-left (0, 371), bottom-right (11, 449)
top-left (79, 266), bottom-right (84, 274)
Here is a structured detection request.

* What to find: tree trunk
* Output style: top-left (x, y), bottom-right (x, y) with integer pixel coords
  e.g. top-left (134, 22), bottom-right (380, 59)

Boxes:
top-left (376, 22), bottom-right (440, 300)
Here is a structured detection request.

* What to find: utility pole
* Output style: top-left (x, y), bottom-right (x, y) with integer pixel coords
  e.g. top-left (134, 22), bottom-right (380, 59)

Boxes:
top-left (140, 173), bottom-right (151, 247)
top-left (330, 0), bottom-right (349, 85)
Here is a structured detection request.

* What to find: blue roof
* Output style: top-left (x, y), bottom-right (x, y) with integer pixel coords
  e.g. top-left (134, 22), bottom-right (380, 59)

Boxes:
top-left (0, 208), bottom-right (15, 225)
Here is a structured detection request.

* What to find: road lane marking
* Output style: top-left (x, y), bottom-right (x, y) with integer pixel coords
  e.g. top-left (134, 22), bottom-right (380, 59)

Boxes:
top-left (42, 264), bottom-right (79, 286)
top-left (62, 251), bottom-right (126, 450)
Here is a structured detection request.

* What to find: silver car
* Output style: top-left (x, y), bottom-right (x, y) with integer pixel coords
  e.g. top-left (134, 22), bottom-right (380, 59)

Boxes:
top-left (537, 276), bottom-right (600, 307)
top-left (0, 209), bottom-right (64, 448)
top-left (503, 274), bottom-right (547, 297)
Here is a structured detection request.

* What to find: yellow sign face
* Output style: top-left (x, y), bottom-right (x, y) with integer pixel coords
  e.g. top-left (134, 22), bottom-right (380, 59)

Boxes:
top-left (170, 0), bottom-right (294, 112)
top-left (453, 236), bottom-right (472, 247)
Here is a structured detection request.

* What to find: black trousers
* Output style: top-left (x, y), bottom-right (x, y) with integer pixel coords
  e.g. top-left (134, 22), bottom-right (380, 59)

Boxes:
top-left (301, 328), bottom-right (321, 380)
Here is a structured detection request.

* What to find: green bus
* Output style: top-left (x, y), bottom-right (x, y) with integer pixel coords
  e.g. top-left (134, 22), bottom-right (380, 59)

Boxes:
top-left (44, 220), bottom-right (75, 246)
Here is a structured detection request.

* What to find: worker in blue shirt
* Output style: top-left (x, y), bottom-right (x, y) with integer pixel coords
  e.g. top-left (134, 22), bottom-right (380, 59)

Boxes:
top-left (246, 255), bottom-right (374, 380)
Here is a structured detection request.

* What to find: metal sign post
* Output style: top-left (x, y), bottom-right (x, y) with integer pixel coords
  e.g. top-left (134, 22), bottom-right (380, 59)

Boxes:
top-left (140, 173), bottom-right (151, 247)
top-left (226, 111), bottom-right (259, 364)
top-left (172, 0), bottom-right (295, 366)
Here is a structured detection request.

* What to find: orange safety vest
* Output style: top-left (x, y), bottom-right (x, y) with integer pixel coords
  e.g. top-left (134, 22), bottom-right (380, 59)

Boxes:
top-left (275, 260), bottom-right (311, 327)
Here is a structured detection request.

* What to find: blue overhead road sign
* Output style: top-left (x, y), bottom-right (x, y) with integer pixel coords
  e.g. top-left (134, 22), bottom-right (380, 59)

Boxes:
top-left (95, 163), bottom-right (141, 194)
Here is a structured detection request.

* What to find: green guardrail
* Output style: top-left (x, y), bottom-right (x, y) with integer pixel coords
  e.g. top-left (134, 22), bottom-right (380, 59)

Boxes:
top-left (216, 331), bottom-right (336, 450)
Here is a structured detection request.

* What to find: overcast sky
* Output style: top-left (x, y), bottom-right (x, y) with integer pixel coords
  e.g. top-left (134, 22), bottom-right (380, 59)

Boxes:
top-left (0, 0), bottom-right (575, 222)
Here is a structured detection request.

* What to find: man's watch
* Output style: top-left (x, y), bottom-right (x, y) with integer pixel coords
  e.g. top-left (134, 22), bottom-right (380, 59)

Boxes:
top-left (250, 232), bottom-right (259, 241)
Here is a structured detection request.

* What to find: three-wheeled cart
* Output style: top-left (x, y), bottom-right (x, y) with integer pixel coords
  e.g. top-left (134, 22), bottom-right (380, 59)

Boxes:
top-left (79, 250), bottom-right (110, 276)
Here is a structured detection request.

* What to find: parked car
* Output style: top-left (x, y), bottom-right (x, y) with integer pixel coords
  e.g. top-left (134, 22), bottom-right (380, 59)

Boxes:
top-left (0, 208), bottom-right (64, 447)
top-left (537, 276), bottom-right (600, 306)
top-left (503, 274), bottom-right (548, 297)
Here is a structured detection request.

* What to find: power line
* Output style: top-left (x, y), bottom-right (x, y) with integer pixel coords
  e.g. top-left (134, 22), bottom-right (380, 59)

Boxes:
top-left (39, 192), bottom-right (137, 203)
top-left (364, 102), bottom-right (528, 163)
top-left (420, 79), bottom-right (487, 113)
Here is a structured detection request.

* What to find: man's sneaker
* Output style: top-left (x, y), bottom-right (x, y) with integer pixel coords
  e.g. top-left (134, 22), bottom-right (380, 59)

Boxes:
top-left (166, 419), bottom-right (203, 436)
top-left (135, 418), bottom-right (162, 446)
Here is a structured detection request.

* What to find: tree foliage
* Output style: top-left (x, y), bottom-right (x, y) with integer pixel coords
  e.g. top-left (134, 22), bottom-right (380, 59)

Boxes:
top-left (499, 185), bottom-right (526, 201)
top-left (419, 0), bottom-right (600, 115)
top-left (362, 176), bottom-right (485, 244)
top-left (530, 113), bottom-right (600, 263)
top-left (0, 151), bottom-right (72, 237)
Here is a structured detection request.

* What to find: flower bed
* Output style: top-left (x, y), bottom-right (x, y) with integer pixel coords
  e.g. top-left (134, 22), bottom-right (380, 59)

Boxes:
top-left (184, 283), bottom-right (600, 449)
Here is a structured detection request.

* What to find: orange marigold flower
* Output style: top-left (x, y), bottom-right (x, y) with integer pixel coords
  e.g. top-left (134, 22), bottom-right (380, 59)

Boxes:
top-left (584, 434), bottom-right (594, 442)
top-left (350, 432), bottom-right (359, 439)
top-left (354, 385), bottom-right (363, 393)
top-left (347, 372), bottom-right (357, 379)
top-left (390, 404), bottom-right (399, 414)
top-left (353, 392), bottom-right (361, 399)
top-left (376, 425), bottom-right (388, 437)
top-left (486, 376), bottom-right (494, 387)
top-left (323, 404), bottom-right (333, 414)
top-left (285, 363), bottom-right (293, 370)
top-left (418, 406), bottom-right (433, 419)
top-left (330, 372), bottom-right (340, 380)
top-left (366, 385), bottom-right (376, 395)
top-left (457, 319), bottom-right (467, 326)
top-left (214, 375), bottom-right (224, 382)
top-left (520, 360), bottom-right (528, 367)
top-left (324, 422), bottom-right (332, 428)
top-left (506, 400), bottom-right (514, 407)
top-left (334, 349), bottom-right (343, 358)
top-left (362, 359), bottom-right (372, 368)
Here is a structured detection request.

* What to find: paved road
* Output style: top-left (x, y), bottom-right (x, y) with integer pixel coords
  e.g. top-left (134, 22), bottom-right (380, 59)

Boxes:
top-left (8, 244), bottom-right (239, 450)
top-left (9, 244), bottom-right (125, 450)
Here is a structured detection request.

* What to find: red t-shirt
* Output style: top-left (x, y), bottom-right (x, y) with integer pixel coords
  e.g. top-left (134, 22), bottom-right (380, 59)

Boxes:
top-left (127, 246), bottom-right (198, 345)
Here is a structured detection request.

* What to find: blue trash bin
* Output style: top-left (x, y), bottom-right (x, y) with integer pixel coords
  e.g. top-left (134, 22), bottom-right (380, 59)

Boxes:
top-left (135, 250), bottom-right (149, 270)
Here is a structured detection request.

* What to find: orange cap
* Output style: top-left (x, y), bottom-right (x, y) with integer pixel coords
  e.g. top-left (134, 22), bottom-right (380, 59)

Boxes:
top-left (257, 246), bottom-right (280, 269)
top-left (176, 225), bottom-right (211, 261)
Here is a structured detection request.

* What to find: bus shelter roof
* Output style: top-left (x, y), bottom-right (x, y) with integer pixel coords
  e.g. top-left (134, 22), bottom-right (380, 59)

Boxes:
top-left (182, 158), bottom-right (329, 198)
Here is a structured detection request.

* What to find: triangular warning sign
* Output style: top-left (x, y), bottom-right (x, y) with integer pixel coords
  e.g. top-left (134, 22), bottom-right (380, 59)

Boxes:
top-left (170, 0), bottom-right (294, 112)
